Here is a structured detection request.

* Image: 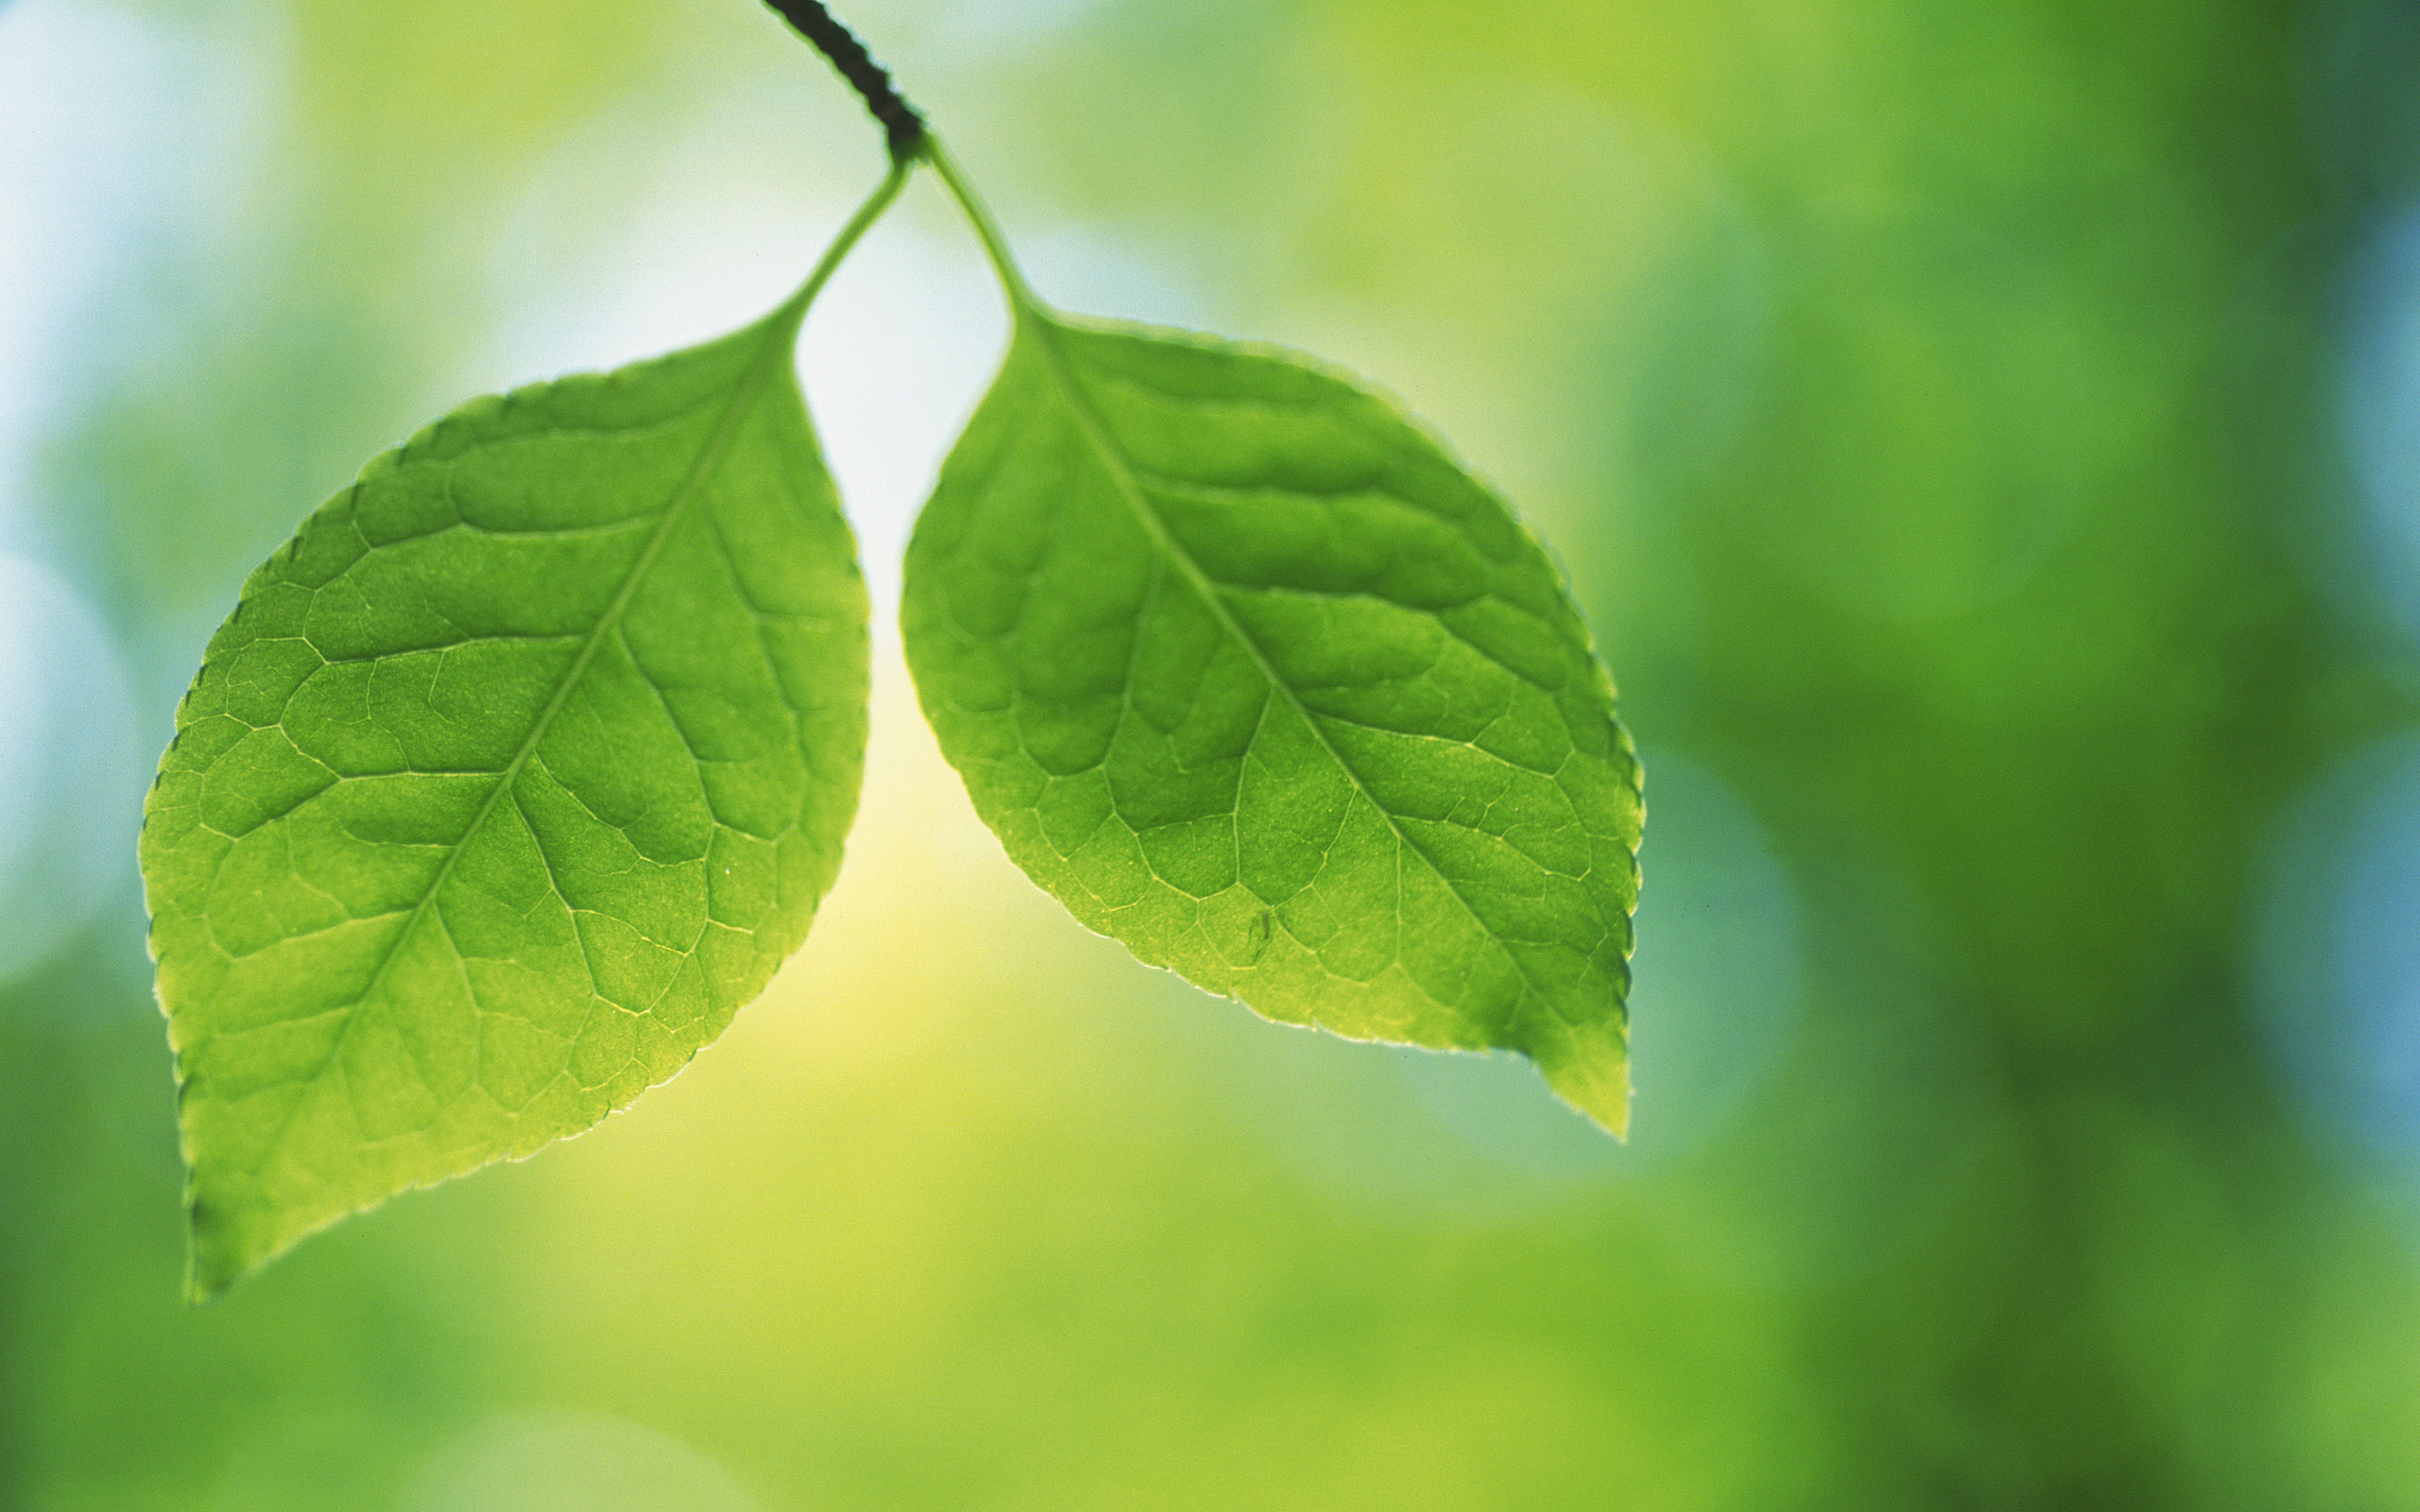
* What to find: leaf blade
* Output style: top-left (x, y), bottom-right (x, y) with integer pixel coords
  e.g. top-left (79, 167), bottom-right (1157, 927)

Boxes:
top-left (143, 300), bottom-right (870, 1296)
top-left (903, 311), bottom-right (1641, 1130)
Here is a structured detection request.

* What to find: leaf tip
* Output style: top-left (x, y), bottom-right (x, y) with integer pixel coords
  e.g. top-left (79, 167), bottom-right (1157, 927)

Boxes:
top-left (183, 1209), bottom-right (239, 1305)
top-left (1535, 1019), bottom-right (1631, 1141)
top-left (182, 1192), bottom-right (280, 1304)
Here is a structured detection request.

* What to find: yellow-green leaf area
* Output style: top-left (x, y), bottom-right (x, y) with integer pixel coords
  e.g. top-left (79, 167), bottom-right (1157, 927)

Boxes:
top-left (902, 312), bottom-right (1641, 1131)
top-left (141, 301), bottom-right (870, 1297)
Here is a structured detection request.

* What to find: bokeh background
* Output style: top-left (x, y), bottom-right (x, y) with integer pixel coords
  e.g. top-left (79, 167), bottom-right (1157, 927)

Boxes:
top-left (5, 0), bottom-right (2419, 1505)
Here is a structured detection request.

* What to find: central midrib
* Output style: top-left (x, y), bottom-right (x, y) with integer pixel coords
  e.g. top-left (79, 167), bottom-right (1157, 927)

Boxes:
top-left (249, 321), bottom-right (797, 1168)
top-left (1015, 311), bottom-right (1560, 1023)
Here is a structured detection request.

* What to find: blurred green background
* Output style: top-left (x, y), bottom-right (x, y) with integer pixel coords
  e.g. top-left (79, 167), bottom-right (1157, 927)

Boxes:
top-left (6, 0), bottom-right (2420, 1505)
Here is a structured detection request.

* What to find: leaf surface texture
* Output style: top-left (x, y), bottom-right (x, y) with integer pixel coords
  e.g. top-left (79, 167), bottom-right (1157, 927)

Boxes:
top-left (142, 303), bottom-right (868, 1296)
top-left (903, 312), bottom-right (1641, 1128)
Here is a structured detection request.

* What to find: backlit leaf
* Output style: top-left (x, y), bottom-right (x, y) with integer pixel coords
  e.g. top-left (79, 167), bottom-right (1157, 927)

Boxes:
top-left (141, 297), bottom-right (869, 1297)
top-left (902, 309), bottom-right (1641, 1130)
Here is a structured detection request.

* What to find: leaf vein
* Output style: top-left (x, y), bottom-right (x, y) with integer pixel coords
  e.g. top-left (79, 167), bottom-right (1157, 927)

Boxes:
top-left (232, 314), bottom-right (802, 1179)
top-left (1029, 319), bottom-right (1552, 1019)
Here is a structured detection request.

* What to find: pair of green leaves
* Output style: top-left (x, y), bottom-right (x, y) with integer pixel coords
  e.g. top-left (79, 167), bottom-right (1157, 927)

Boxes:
top-left (141, 141), bottom-right (1641, 1298)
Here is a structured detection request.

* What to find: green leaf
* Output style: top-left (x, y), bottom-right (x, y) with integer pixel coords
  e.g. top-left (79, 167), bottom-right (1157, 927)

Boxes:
top-left (141, 296), bottom-right (869, 1297)
top-left (901, 309), bottom-right (1642, 1131)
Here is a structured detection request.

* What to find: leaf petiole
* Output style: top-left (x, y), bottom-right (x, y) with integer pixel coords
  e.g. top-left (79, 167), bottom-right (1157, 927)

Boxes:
top-left (917, 134), bottom-right (1047, 319)
top-left (777, 154), bottom-right (917, 336)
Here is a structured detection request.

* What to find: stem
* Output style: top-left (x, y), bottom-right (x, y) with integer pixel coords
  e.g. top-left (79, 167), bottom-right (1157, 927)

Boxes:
top-left (775, 155), bottom-right (915, 333)
top-left (919, 134), bottom-right (1046, 318)
top-left (759, 4), bottom-right (1032, 319)
top-left (761, 0), bottom-right (926, 162)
